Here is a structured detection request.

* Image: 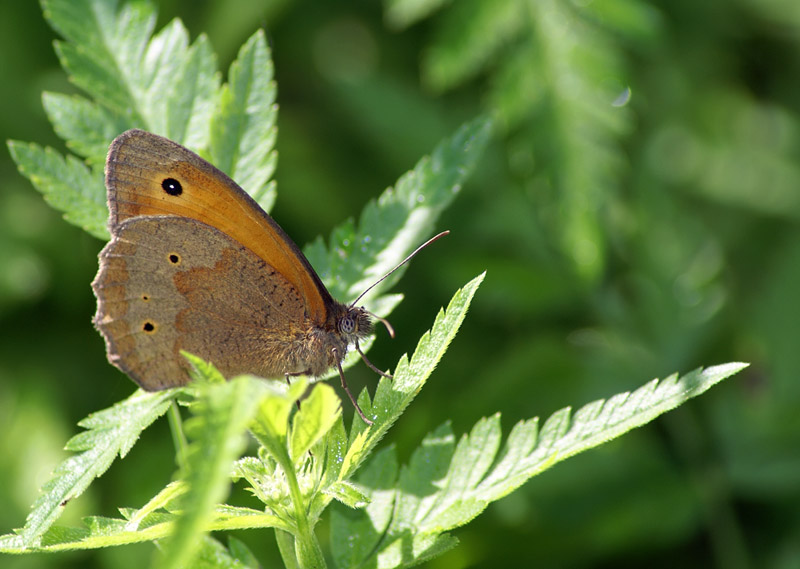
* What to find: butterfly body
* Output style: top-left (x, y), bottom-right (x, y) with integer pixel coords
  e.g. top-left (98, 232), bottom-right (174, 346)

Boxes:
top-left (92, 129), bottom-right (372, 391)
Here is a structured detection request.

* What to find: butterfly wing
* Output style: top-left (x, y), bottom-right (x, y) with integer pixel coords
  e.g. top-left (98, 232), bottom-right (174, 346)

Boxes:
top-left (93, 215), bottom-right (323, 388)
top-left (104, 129), bottom-right (332, 325)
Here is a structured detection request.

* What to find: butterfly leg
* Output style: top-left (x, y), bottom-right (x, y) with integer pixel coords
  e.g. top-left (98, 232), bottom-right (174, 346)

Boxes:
top-left (284, 373), bottom-right (302, 411)
top-left (332, 348), bottom-right (373, 425)
top-left (355, 341), bottom-right (393, 379)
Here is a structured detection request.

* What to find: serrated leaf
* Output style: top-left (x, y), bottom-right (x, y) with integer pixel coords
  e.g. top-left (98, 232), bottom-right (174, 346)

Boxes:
top-left (18, 0), bottom-right (227, 239)
top-left (331, 446), bottom-right (399, 568)
top-left (0, 503), bottom-right (285, 553)
top-left (47, 0), bottom-right (155, 121)
top-left (299, 273), bottom-right (484, 544)
top-left (12, 389), bottom-right (175, 547)
top-left (422, 0), bottom-right (525, 91)
top-left (43, 0), bottom-right (222, 141)
top-left (121, 481), bottom-right (187, 533)
top-left (441, 365), bottom-right (747, 534)
top-left (137, 19), bottom-right (192, 134)
top-left (392, 422), bottom-right (459, 534)
top-left (377, 533), bottom-right (459, 569)
top-left (324, 480), bottom-right (371, 509)
top-left (42, 92), bottom-right (129, 166)
top-left (327, 364), bottom-right (745, 567)
top-left (306, 116), bottom-right (492, 305)
top-left (398, 0), bottom-right (635, 280)
top-left (342, 363), bottom-right (747, 568)
top-left (209, 29), bottom-right (278, 212)
top-left (164, 34), bottom-right (220, 147)
top-left (299, 117), bottom-right (490, 387)
top-left (322, 414), bottom-right (349, 486)
top-left (180, 351), bottom-right (227, 386)
top-left (336, 273), bottom-right (485, 485)
top-left (7, 140), bottom-right (108, 239)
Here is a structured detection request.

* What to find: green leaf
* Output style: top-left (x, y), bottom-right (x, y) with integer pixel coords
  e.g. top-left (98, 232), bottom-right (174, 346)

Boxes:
top-left (19, 0), bottom-right (281, 240)
top-left (320, 415), bottom-right (349, 490)
top-left (376, 533), bottom-right (460, 569)
top-left (162, 33), bottom-right (220, 148)
top-left (305, 116), bottom-right (492, 305)
top-left (290, 383), bottom-right (342, 464)
top-left (181, 351), bottom-right (228, 386)
top-left (10, 389), bottom-right (175, 548)
top-left (156, 375), bottom-right (265, 569)
top-left (0, 503), bottom-right (284, 553)
top-left (330, 446), bottom-right (399, 568)
top-left (42, 92), bottom-right (129, 166)
top-left (46, 0), bottom-right (154, 122)
top-left (308, 273), bottom-right (485, 522)
top-left (6, 140), bottom-right (108, 240)
top-left (402, 0), bottom-right (637, 280)
top-left (120, 481), bottom-right (187, 532)
top-left (209, 29), bottom-right (278, 212)
top-left (324, 480), bottom-right (370, 509)
top-left (43, 0), bottom-right (222, 141)
top-left (227, 535), bottom-right (261, 568)
top-left (233, 379), bottom-right (311, 534)
top-left (423, 364), bottom-right (746, 530)
top-left (422, 0), bottom-right (525, 91)
top-left (249, 378), bottom-right (307, 461)
top-left (334, 363), bottom-right (747, 567)
top-left (305, 116), bottom-right (492, 386)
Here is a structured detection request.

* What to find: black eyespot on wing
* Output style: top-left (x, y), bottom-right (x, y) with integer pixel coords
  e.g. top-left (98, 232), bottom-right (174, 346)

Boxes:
top-left (143, 321), bottom-right (155, 333)
top-left (162, 178), bottom-right (182, 196)
top-left (168, 253), bottom-right (181, 265)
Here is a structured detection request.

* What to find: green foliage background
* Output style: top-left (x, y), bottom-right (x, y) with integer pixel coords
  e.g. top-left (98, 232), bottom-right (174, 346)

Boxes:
top-left (0, 0), bottom-right (794, 568)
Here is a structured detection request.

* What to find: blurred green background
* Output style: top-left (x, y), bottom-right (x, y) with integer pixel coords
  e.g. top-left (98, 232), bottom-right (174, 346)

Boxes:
top-left (1, 0), bottom-right (797, 567)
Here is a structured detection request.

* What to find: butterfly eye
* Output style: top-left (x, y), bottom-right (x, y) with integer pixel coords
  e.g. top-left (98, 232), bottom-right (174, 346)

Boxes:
top-left (339, 315), bottom-right (355, 334)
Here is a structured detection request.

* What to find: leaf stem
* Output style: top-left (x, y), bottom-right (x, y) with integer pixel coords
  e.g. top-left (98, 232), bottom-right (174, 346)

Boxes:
top-left (274, 449), bottom-right (327, 569)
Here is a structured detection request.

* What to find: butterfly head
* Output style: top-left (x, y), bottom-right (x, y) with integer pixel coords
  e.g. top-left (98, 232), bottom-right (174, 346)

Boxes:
top-left (336, 305), bottom-right (374, 342)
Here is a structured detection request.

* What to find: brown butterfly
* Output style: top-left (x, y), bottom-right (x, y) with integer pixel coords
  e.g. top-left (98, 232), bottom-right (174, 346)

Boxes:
top-left (92, 129), bottom-right (445, 424)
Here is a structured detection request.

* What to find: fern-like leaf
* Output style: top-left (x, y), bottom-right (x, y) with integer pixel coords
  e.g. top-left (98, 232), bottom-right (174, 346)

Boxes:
top-left (305, 116), bottom-right (492, 305)
top-left (208, 30), bottom-right (278, 212)
top-left (309, 273), bottom-right (485, 520)
top-left (389, 0), bottom-right (647, 280)
top-left (3, 389), bottom-right (175, 549)
top-left (332, 362), bottom-right (747, 567)
top-left (6, 140), bottom-right (108, 239)
top-left (11, 0), bottom-right (277, 239)
top-left (306, 116), bottom-right (491, 382)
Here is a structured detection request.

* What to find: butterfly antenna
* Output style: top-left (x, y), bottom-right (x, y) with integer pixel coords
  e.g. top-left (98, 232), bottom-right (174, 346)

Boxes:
top-left (350, 230), bottom-right (450, 308)
top-left (369, 312), bottom-right (395, 338)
